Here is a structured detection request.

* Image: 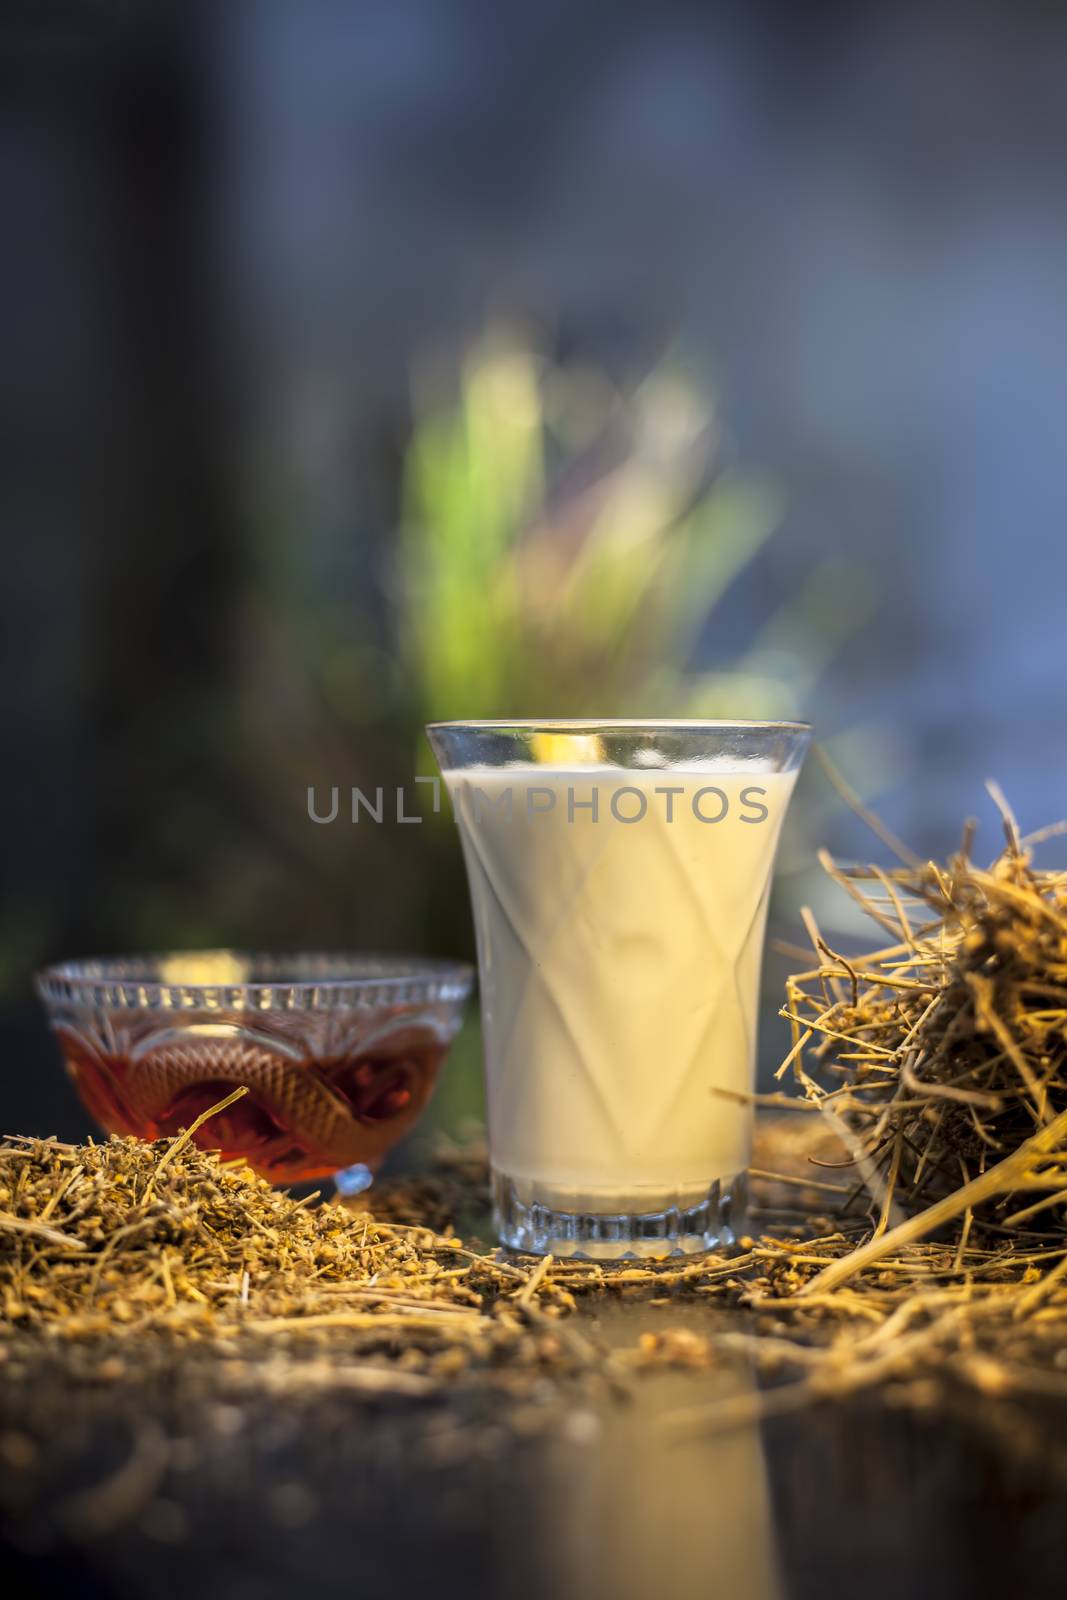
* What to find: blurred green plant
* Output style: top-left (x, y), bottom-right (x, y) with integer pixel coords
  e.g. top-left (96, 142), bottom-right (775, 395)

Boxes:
top-left (397, 326), bottom-right (866, 730)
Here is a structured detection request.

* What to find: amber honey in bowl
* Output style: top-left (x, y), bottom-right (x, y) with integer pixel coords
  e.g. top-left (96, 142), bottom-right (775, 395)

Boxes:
top-left (37, 954), bottom-right (474, 1185)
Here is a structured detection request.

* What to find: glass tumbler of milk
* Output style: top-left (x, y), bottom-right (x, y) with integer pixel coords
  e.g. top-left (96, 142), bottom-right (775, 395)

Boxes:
top-left (426, 720), bottom-right (810, 1258)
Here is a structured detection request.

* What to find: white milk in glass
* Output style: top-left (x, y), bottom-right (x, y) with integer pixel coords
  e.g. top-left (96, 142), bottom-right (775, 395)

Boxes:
top-left (444, 764), bottom-right (796, 1213)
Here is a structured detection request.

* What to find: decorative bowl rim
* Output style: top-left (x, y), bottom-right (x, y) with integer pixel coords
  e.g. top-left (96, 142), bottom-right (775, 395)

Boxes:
top-left (36, 951), bottom-right (476, 1014)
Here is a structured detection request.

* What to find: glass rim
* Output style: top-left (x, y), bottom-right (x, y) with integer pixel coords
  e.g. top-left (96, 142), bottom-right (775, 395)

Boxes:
top-left (36, 951), bottom-right (475, 1012)
top-left (426, 718), bottom-right (812, 734)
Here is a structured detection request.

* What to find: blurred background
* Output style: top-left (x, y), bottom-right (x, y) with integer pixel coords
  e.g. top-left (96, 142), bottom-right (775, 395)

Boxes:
top-left (5, 2), bottom-right (1067, 1145)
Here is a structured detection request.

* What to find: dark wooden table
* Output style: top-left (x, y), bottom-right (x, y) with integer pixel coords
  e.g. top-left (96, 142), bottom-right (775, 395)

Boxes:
top-left (4, 1282), bottom-right (1067, 1600)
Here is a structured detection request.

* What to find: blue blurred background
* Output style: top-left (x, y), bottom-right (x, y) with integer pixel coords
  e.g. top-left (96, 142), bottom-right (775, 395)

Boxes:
top-left (5, 2), bottom-right (1067, 1142)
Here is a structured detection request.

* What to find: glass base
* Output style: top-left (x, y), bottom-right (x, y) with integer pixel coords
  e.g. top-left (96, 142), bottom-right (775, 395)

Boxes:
top-left (334, 1162), bottom-right (374, 1197)
top-left (491, 1169), bottom-right (747, 1259)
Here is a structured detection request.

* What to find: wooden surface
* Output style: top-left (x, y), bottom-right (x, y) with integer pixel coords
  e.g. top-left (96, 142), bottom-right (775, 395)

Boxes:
top-left (4, 1287), bottom-right (1067, 1600)
top-left (3, 1112), bottom-right (1067, 1600)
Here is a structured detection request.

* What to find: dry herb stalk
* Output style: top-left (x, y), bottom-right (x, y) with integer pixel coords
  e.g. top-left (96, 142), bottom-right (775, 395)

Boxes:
top-left (780, 788), bottom-right (1067, 1265)
top-left (0, 1098), bottom-right (589, 1400)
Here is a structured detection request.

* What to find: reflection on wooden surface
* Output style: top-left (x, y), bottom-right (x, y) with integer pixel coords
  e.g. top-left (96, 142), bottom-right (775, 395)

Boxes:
top-left (7, 1284), bottom-right (1067, 1600)
top-left (541, 1308), bottom-right (781, 1600)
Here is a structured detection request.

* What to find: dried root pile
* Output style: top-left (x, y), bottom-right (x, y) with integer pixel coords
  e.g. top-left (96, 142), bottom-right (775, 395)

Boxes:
top-left (779, 790), bottom-right (1067, 1287)
top-left (0, 1101), bottom-right (593, 1404)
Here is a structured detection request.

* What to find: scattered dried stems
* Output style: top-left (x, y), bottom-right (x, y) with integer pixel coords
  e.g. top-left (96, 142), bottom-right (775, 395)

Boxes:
top-left (0, 1097), bottom-right (592, 1400)
top-left (781, 784), bottom-right (1067, 1279)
